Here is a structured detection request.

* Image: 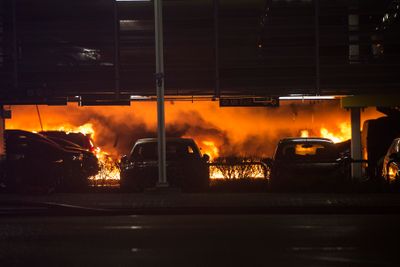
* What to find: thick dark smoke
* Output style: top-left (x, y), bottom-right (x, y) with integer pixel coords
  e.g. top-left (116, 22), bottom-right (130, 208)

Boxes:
top-left (76, 108), bottom-right (232, 157)
top-left (73, 107), bottom-right (311, 158)
top-left (7, 101), bottom-right (383, 159)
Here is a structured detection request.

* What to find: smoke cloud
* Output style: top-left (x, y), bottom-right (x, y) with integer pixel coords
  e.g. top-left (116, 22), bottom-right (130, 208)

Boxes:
top-left (6, 100), bottom-right (383, 159)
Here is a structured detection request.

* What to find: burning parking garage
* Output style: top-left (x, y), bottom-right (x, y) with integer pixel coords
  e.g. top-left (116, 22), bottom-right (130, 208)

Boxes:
top-left (2, 100), bottom-right (382, 191)
top-left (1, 0), bottom-right (400, 266)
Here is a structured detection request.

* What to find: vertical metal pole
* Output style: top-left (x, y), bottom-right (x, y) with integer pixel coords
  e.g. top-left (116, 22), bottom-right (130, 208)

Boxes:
top-left (213, 0), bottom-right (220, 98)
top-left (155, 0), bottom-right (168, 187)
top-left (314, 0), bottom-right (320, 95)
top-left (351, 107), bottom-right (362, 180)
top-left (113, 0), bottom-right (120, 100)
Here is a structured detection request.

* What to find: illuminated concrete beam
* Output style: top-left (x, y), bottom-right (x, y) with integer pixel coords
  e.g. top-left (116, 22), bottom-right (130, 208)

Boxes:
top-left (341, 95), bottom-right (400, 108)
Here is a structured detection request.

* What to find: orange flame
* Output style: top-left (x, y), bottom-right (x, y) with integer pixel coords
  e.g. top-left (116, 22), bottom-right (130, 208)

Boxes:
top-left (56, 123), bottom-right (95, 139)
top-left (91, 147), bottom-right (120, 184)
top-left (299, 123), bottom-right (351, 143)
top-left (320, 122), bottom-right (351, 143)
top-left (201, 140), bottom-right (219, 160)
top-left (6, 101), bottom-right (381, 166)
top-left (209, 164), bottom-right (266, 180)
top-left (300, 130), bottom-right (309, 138)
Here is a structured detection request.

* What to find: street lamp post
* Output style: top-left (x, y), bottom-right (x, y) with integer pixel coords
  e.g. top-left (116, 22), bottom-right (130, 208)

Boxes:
top-left (154, 0), bottom-right (168, 187)
top-left (116, 0), bottom-right (167, 187)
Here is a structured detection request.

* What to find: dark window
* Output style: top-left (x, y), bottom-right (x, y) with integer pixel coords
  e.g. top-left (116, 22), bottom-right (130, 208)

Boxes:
top-left (132, 142), bottom-right (200, 161)
top-left (278, 142), bottom-right (338, 161)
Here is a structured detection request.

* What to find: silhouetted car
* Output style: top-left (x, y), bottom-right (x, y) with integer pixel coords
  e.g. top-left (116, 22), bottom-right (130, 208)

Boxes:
top-left (45, 136), bottom-right (100, 178)
top-left (382, 137), bottom-right (400, 189)
top-left (40, 131), bottom-right (96, 153)
top-left (1, 130), bottom-right (88, 192)
top-left (270, 138), bottom-right (351, 191)
top-left (120, 138), bottom-right (210, 192)
top-left (19, 40), bottom-right (102, 68)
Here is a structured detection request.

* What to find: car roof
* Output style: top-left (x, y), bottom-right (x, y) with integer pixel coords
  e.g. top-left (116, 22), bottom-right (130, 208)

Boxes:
top-left (279, 137), bottom-right (334, 144)
top-left (6, 129), bottom-right (37, 135)
top-left (135, 137), bottom-right (196, 145)
top-left (6, 129), bottom-right (51, 140)
top-left (6, 129), bottom-right (63, 146)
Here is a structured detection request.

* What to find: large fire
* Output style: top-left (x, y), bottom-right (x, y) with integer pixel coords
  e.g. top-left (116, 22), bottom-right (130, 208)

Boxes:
top-left (201, 140), bottom-right (219, 160)
top-left (56, 124), bottom-right (121, 184)
top-left (55, 123), bottom-right (120, 183)
top-left (5, 100), bottom-right (382, 182)
top-left (299, 122), bottom-right (351, 144)
top-left (320, 122), bottom-right (351, 143)
top-left (56, 123), bottom-right (96, 137)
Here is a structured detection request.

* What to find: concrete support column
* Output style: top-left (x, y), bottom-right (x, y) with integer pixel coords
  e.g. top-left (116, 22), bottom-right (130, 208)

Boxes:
top-left (350, 107), bottom-right (362, 180)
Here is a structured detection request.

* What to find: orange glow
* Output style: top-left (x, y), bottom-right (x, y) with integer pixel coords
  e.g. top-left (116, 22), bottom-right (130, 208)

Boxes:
top-left (320, 122), bottom-right (351, 143)
top-left (201, 140), bottom-right (219, 160)
top-left (5, 101), bottom-right (383, 182)
top-left (295, 144), bottom-right (324, 156)
top-left (388, 165), bottom-right (398, 181)
top-left (300, 130), bottom-right (309, 138)
top-left (209, 164), bottom-right (266, 180)
top-left (91, 148), bottom-right (120, 183)
top-left (57, 123), bottom-right (95, 138)
top-left (6, 100), bottom-right (382, 162)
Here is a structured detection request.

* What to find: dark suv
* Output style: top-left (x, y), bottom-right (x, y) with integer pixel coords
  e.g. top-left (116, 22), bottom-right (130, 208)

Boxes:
top-left (270, 138), bottom-right (351, 191)
top-left (120, 138), bottom-right (209, 192)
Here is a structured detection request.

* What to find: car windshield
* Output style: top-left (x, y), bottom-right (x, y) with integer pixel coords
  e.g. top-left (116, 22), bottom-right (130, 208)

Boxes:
top-left (278, 142), bottom-right (339, 161)
top-left (132, 142), bottom-right (200, 161)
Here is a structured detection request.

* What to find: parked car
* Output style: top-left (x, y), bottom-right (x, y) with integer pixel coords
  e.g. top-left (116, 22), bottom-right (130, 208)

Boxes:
top-left (1, 130), bottom-right (88, 192)
top-left (19, 40), bottom-right (102, 68)
top-left (120, 138), bottom-right (210, 192)
top-left (382, 137), bottom-right (400, 189)
top-left (269, 137), bottom-right (351, 191)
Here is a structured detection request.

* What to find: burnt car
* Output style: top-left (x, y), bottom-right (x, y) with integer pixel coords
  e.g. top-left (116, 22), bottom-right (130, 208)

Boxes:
top-left (120, 138), bottom-right (210, 192)
top-left (269, 138), bottom-right (351, 191)
top-left (44, 136), bottom-right (100, 178)
top-left (1, 130), bottom-right (88, 192)
top-left (19, 40), bottom-right (102, 68)
top-left (40, 131), bottom-right (96, 153)
top-left (382, 137), bottom-right (400, 189)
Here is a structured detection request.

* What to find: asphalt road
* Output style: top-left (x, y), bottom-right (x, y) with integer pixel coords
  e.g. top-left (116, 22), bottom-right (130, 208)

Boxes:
top-left (1, 214), bottom-right (399, 266)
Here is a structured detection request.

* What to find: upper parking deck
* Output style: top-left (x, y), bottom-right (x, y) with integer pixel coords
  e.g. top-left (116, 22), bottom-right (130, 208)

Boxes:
top-left (0, 0), bottom-right (399, 105)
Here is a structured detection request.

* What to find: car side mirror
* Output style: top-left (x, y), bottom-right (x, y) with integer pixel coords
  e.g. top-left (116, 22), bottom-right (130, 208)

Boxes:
top-left (202, 154), bottom-right (210, 162)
